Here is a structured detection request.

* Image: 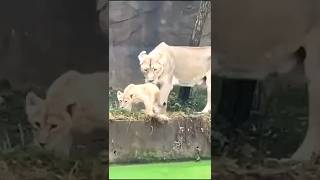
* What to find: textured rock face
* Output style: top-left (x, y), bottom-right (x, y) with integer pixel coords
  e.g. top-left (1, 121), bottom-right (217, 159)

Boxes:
top-left (107, 1), bottom-right (211, 89)
top-left (0, 0), bottom-right (210, 90)
top-left (109, 117), bottom-right (211, 163)
top-left (0, 0), bottom-right (108, 90)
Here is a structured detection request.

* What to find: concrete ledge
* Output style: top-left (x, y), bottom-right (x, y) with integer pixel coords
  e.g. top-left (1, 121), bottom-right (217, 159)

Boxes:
top-left (109, 115), bottom-right (211, 163)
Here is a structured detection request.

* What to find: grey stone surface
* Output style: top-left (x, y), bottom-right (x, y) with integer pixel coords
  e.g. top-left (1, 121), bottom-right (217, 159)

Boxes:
top-left (109, 117), bottom-right (211, 163)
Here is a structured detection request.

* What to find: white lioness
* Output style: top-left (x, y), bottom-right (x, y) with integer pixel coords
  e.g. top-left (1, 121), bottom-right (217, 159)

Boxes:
top-left (117, 83), bottom-right (160, 116)
top-left (214, 0), bottom-right (320, 160)
top-left (25, 70), bottom-right (107, 156)
top-left (138, 42), bottom-right (211, 113)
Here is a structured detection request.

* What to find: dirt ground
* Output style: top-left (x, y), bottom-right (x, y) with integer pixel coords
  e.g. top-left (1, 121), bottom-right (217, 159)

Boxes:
top-left (213, 155), bottom-right (320, 180)
top-left (0, 148), bottom-right (107, 180)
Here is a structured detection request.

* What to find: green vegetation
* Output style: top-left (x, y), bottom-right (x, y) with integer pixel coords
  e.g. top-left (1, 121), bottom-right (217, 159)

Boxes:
top-left (109, 108), bottom-right (211, 122)
top-left (109, 160), bottom-right (211, 179)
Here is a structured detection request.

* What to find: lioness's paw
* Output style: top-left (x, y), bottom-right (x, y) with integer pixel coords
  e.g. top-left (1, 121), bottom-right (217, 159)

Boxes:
top-left (200, 108), bottom-right (211, 114)
top-left (145, 112), bottom-right (156, 117)
top-left (195, 111), bottom-right (208, 115)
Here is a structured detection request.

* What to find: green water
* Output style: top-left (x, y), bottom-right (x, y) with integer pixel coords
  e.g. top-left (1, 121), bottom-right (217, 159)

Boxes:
top-left (109, 160), bottom-right (211, 179)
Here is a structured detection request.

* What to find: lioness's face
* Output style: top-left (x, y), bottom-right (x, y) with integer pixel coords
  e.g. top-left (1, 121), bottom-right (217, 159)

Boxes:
top-left (25, 92), bottom-right (74, 154)
top-left (138, 52), bottom-right (164, 84)
top-left (117, 91), bottom-right (133, 111)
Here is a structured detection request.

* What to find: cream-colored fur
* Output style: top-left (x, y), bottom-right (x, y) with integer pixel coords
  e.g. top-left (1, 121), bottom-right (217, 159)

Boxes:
top-left (117, 83), bottom-right (160, 116)
top-left (25, 70), bottom-right (107, 157)
top-left (138, 42), bottom-right (211, 113)
top-left (214, 0), bottom-right (320, 160)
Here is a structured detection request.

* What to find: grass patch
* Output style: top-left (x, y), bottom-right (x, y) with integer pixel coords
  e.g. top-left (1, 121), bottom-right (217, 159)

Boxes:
top-left (0, 147), bottom-right (107, 180)
top-left (109, 86), bottom-right (208, 114)
top-left (109, 108), bottom-right (211, 122)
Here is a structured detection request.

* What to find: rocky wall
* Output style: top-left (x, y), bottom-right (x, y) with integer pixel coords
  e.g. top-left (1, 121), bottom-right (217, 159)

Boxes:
top-left (0, 0), bottom-right (108, 90)
top-left (109, 116), bottom-right (211, 163)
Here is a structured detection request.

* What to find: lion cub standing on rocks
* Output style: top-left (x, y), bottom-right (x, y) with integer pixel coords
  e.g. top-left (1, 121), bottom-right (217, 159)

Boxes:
top-left (117, 83), bottom-right (161, 116)
top-left (25, 70), bottom-right (107, 157)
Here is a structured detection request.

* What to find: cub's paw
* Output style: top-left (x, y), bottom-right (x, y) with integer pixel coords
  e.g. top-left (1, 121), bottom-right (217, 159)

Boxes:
top-left (156, 114), bottom-right (170, 121)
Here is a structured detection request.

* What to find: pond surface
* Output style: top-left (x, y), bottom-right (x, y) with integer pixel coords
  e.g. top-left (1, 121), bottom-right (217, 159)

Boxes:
top-left (109, 160), bottom-right (211, 179)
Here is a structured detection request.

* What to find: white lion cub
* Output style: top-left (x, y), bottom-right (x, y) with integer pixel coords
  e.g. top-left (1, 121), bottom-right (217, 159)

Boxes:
top-left (117, 83), bottom-right (160, 116)
top-left (25, 70), bottom-right (107, 157)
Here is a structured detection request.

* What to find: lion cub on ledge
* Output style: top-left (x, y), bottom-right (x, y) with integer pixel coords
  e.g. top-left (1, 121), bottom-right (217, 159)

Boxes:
top-left (117, 83), bottom-right (161, 116)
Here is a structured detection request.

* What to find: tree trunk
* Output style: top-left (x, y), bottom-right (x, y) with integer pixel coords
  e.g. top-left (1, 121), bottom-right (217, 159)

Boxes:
top-left (179, 0), bottom-right (211, 102)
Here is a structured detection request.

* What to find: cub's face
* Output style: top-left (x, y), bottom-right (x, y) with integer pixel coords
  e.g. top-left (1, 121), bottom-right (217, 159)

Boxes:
top-left (138, 51), bottom-right (164, 84)
top-left (117, 91), bottom-right (133, 111)
top-left (25, 92), bottom-right (75, 155)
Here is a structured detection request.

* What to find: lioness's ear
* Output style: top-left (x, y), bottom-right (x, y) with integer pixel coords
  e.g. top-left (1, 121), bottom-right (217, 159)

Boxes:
top-left (138, 51), bottom-right (147, 65)
top-left (66, 103), bottom-right (77, 117)
top-left (127, 84), bottom-right (134, 88)
top-left (25, 91), bottom-right (43, 115)
top-left (117, 91), bottom-right (123, 98)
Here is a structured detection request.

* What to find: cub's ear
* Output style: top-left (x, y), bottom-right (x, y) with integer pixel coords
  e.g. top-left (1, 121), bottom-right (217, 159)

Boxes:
top-left (138, 51), bottom-right (147, 65)
top-left (117, 91), bottom-right (123, 98)
top-left (129, 94), bottom-right (134, 99)
top-left (25, 91), bottom-right (43, 115)
top-left (66, 103), bottom-right (77, 118)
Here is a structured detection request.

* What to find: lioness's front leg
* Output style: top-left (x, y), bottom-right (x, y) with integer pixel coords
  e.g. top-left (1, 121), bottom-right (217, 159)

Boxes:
top-left (143, 99), bottom-right (155, 116)
top-left (201, 70), bottom-right (211, 113)
top-left (292, 33), bottom-right (320, 160)
top-left (159, 81), bottom-right (174, 113)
